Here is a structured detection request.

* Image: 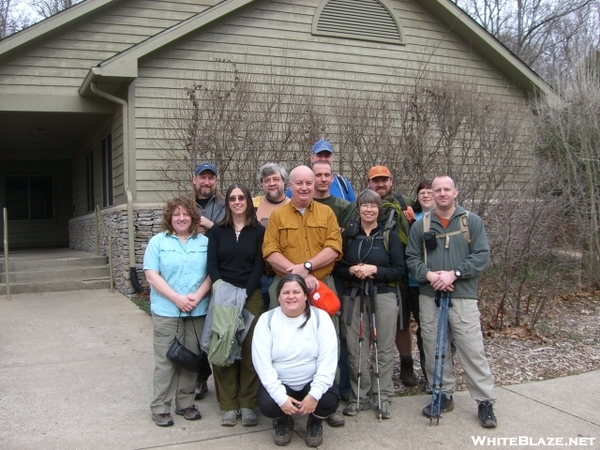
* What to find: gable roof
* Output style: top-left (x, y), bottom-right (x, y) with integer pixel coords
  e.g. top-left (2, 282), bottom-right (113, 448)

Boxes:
top-left (1, 0), bottom-right (553, 99)
top-left (0, 0), bottom-right (122, 59)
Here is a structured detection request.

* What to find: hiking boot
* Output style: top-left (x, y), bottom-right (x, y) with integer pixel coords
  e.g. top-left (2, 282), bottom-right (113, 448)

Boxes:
top-left (220, 409), bottom-right (240, 426)
top-left (325, 410), bottom-right (345, 427)
top-left (342, 399), bottom-right (372, 416)
top-left (241, 407), bottom-right (258, 426)
top-left (273, 416), bottom-right (294, 446)
top-left (305, 414), bottom-right (323, 447)
top-left (175, 405), bottom-right (202, 420)
top-left (376, 400), bottom-right (391, 420)
top-left (422, 394), bottom-right (454, 417)
top-left (478, 401), bottom-right (497, 428)
top-left (152, 412), bottom-right (174, 427)
top-left (400, 364), bottom-right (419, 387)
top-left (195, 379), bottom-right (209, 400)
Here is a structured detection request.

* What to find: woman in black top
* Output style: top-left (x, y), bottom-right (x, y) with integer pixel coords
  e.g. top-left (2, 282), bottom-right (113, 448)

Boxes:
top-left (334, 189), bottom-right (405, 420)
top-left (207, 183), bottom-right (265, 427)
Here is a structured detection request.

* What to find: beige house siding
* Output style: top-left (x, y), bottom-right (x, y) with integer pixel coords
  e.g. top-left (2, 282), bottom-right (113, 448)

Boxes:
top-left (0, 0), bottom-right (218, 96)
top-left (131, 0), bottom-right (531, 201)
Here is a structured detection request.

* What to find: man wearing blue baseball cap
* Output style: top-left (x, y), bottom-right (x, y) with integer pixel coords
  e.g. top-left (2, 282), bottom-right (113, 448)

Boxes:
top-left (286, 140), bottom-right (356, 202)
top-left (192, 162), bottom-right (225, 236)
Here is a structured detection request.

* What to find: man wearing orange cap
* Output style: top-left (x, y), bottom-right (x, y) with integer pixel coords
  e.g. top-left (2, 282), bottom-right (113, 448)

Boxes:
top-left (367, 166), bottom-right (419, 388)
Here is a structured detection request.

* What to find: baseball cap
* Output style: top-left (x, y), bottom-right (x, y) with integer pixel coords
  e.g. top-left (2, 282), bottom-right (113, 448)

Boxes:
top-left (368, 166), bottom-right (391, 179)
top-left (312, 140), bottom-right (334, 154)
top-left (194, 162), bottom-right (217, 176)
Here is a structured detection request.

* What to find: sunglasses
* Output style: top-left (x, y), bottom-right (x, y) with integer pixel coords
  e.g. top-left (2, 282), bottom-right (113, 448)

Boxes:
top-left (228, 195), bottom-right (247, 202)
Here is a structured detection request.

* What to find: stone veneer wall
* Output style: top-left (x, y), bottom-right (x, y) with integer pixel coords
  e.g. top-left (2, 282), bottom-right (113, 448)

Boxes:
top-left (69, 203), bottom-right (163, 296)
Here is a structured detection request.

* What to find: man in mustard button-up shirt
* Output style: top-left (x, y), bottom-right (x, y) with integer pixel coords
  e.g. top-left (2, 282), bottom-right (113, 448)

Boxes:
top-left (262, 165), bottom-right (342, 309)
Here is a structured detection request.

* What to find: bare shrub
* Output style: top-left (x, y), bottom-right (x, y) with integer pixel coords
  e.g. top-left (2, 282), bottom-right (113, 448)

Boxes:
top-left (481, 161), bottom-right (568, 329)
top-left (153, 59), bottom-right (576, 330)
top-left (534, 69), bottom-right (600, 289)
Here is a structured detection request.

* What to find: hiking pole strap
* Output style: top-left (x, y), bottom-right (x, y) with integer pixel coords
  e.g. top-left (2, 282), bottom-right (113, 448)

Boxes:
top-left (345, 286), bottom-right (359, 326)
top-left (396, 283), bottom-right (404, 330)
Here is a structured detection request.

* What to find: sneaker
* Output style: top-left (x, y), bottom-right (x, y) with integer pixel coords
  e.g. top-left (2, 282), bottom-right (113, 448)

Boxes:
top-left (175, 405), bottom-right (202, 420)
top-left (241, 407), bottom-right (258, 426)
top-left (195, 379), bottom-right (209, 400)
top-left (376, 400), bottom-right (391, 420)
top-left (342, 399), bottom-right (372, 416)
top-left (325, 410), bottom-right (345, 427)
top-left (400, 366), bottom-right (419, 387)
top-left (478, 401), bottom-right (497, 428)
top-left (152, 412), bottom-right (174, 427)
top-left (422, 394), bottom-right (454, 418)
top-left (221, 409), bottom-right (240, 427)
top-left (305, 414), bottom-right (323, 448)
top-left (273, 416), bottom-right (294, 446)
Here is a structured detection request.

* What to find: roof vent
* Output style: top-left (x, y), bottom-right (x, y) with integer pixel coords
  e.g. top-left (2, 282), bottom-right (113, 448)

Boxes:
top-left (312, 0), bottom-right (405, 45)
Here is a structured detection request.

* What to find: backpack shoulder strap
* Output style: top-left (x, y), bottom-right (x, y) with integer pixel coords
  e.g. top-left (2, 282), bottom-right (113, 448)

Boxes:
top-left (311, 306), bottom-right (321, 328)
top-left (460, 211), bottom-right (471, 244)
top-left (267, 309), bottom-right (275, 331)
top-left (335, 174), bottom-right (349, 196)
top-left (394, 194), bottom-right (408, 211)
top-left (268, 307), bottom-right (320, 330)
top-left (423, 211), bottom-right (431, 233)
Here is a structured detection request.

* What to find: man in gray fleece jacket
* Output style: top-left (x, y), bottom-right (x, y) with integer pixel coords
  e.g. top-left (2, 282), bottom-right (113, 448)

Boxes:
top-left (406, 175), bottom-right (497, 429)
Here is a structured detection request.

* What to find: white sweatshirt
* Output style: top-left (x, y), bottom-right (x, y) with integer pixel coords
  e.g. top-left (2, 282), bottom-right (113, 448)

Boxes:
top-left (252, 307), bottom-right (337, 407)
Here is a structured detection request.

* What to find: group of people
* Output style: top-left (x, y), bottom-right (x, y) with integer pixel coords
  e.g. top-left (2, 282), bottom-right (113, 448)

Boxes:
top-left (142, 140), bottom-right (498, 447)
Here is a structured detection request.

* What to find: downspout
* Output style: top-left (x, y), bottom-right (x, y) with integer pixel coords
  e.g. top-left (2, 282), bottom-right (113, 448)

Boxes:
top-left (90, 82), bottom-right (143, 293)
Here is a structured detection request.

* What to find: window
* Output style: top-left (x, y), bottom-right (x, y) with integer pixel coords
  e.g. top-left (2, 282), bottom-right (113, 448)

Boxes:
top-left (102, 134), bottom-right (113, 207)
top-left (6, 176), bottom-right (54, 220)
top-left (86, 150), bottom-right (94, 212)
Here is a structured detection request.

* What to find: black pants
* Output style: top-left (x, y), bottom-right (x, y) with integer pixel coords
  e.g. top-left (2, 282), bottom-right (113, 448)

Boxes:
top-left (257, 382), bottom-right (339, 418)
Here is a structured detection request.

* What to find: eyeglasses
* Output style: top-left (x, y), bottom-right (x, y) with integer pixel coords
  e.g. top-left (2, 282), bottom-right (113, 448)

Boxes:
top-left (418, 190), bottom-right (433, 197)
top-left (262, 177), bottom-right (282, 184)
top-left (359, 203), bottom-right (379, 210)
top-left (228, 195), bottom-right (246, 202)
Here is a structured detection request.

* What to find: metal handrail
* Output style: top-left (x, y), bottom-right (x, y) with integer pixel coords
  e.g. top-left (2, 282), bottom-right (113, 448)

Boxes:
top-left (3, 207), bottom-right (10, 300)
top-left (95, 204), bottom-right (114, 293)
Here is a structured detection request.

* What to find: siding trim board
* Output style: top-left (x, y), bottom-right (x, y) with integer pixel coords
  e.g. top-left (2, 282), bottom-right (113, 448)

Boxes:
top-left (312, 0), bottom-right (405, 45)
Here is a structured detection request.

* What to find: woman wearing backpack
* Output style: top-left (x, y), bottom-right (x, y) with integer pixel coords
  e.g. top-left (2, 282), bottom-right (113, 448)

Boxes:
top-left (334, 189), bottom-right (406, 420)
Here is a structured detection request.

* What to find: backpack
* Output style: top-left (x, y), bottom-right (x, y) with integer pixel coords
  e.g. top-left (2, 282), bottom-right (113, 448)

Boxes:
top-left (422, 211), bottom-right (471, 266)
top-left (381, 194), bottom-right (413, 245)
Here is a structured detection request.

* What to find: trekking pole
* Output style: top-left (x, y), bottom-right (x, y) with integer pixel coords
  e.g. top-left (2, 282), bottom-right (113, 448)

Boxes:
top-left (356, 280), bottom-right (365, 421)
top-left (368, 280), bottom-right (382, 422)
top-left (429, 291), bottom-right (444, 425)
top-left (434, 291), bottom-right (451, 425)
top-left (429, 291), bottom-right (451, 425)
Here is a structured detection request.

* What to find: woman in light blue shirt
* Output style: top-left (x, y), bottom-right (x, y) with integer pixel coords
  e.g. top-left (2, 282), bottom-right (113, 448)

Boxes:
top-left (143, 196), bottom-right (212, 427)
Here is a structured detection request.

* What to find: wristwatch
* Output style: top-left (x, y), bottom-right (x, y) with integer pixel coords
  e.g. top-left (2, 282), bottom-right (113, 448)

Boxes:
top-left (454, 269), bottom-right (462, 279)
top-left (303, 261), bottom-right (313, 272)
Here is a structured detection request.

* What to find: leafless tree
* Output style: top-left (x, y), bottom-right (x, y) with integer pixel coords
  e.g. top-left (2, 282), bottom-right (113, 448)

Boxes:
top-left (27, 0), bottom-right (81, 19)
top-left (533, 66), bottom-right (600, 289)
top-left (455, 0), bottom-right (600, 84)
top-left (1, 0), bottom-right (31, 38)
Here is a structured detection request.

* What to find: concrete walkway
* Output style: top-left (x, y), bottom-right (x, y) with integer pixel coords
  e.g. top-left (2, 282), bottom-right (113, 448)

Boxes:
top-left (1, 290), bottom-right (598, 450)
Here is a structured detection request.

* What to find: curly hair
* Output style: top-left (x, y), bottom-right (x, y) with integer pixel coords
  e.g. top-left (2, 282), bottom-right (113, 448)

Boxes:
top-left (161, 196), bottom-right (201, 237)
